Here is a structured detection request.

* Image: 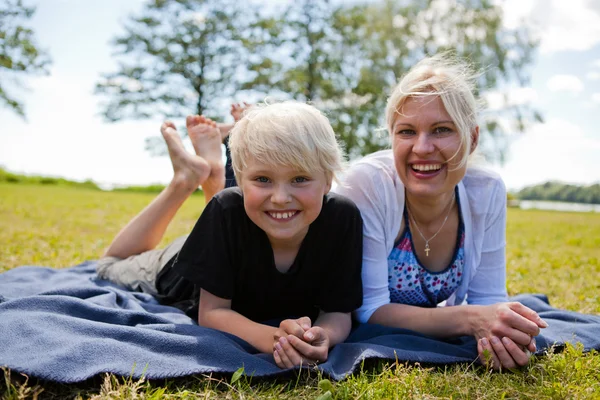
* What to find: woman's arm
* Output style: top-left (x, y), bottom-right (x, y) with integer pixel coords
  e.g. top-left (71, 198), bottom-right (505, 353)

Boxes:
top-left (198, 289), bottom-right (276, 354)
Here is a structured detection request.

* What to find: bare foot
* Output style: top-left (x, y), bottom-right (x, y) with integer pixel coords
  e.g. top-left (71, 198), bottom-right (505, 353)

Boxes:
top-left (186, 115), bottom-right (226, 201)
top-left (161, 121), bottom-right (210, 192)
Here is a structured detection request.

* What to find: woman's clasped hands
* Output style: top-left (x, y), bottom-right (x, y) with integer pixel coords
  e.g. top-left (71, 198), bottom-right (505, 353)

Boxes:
top-left (474, 302), bottom-right (548, 370)
top-left (272, 317), bottom-right (330, 369)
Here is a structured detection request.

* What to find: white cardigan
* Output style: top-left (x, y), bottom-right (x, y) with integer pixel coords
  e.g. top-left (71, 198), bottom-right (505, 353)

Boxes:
top-left (333, 150), bottom-right (509, 323)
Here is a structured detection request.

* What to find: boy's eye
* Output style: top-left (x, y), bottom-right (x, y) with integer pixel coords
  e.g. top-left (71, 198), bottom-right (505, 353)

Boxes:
top-left (293, 176), bottom-right (310, 183)
top-left (255, 176), bottom-right (270, 183)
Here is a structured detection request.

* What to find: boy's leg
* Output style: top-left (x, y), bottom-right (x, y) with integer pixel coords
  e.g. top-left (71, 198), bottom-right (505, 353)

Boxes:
top-left (186, 115), bottom-right (226, 202)
top-left (103, 120), bottom-right (218, 260)
top-left (97, 235), bottom-right (188, 295)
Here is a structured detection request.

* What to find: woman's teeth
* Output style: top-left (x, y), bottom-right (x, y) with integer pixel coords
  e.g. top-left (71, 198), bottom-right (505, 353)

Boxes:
top-left (411, 164), bottom-right (442, 172)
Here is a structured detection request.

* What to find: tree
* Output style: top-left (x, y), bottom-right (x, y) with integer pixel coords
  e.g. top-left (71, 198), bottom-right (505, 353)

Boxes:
top-left (0, 0), bottom-right (51, 118)
top-left (329, 0), bottom-right (541, 159)
top-left (95, 0), bottom-right (269, 129)
top-left (248, 0), bottom-right (540, 159)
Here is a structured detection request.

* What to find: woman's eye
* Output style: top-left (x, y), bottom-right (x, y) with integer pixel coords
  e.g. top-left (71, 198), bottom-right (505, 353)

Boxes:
top-left (433, 126), bottom-right (452, 134)
top-left (396, 129), bottom-right (415, 136)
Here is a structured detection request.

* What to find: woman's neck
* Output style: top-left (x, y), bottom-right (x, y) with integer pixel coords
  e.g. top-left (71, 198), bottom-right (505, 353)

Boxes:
top-left (405, 189), bottom-right (456, 227)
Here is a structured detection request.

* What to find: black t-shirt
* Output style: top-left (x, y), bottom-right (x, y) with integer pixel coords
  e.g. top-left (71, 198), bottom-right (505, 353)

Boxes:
top-left (156, 187), bottom-right (363, 323)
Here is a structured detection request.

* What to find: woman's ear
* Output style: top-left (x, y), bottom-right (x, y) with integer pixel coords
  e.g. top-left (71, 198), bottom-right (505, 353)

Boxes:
top-left (470, 126), bottom-right (480, 154)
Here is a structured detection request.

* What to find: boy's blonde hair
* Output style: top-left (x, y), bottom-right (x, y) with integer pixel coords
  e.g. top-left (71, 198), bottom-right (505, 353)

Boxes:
top-left (385, 53), bottom-right (480, 168)
top-left (229, 101), bottom-right (345, 184)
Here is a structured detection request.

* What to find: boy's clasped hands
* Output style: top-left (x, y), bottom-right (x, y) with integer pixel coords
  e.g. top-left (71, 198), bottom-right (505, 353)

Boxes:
top-left (273, 317), bottom-right (330, 368)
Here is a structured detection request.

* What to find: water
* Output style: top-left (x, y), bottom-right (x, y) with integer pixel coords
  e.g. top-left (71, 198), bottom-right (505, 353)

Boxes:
top-left (517, 200), bottom-right (600, 213)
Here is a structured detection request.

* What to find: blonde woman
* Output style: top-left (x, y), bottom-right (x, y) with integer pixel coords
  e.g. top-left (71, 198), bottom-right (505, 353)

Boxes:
top-left (334, 54), bottom-right (547, 370)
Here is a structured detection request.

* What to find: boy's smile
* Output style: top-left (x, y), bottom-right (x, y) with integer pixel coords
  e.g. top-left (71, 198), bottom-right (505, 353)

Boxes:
top-left (240, 157), bottom-right (331, 249)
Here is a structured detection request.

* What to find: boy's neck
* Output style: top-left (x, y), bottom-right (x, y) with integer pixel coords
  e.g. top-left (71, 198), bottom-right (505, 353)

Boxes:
top-left (269, 234), bottom-right (306, 274)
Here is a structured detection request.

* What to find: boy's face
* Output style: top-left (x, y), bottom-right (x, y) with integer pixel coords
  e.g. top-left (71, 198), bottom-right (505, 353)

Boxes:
top-left (240, 156), bottom-right (332, 248)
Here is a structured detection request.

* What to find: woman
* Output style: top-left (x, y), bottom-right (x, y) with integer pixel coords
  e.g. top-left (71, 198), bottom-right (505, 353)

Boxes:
top-left (334, 54), bottom-right (547, 370)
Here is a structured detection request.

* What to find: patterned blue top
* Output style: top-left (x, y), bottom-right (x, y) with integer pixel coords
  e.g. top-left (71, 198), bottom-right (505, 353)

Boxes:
top-left (387, 188), bottom-right (465, 307)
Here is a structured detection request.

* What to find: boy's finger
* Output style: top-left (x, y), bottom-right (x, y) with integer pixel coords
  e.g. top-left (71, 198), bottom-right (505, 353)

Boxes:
top-left (296, 316), bottom-right (312, 332)
top-left (288, 335), bottom-right (327, 362)
top-left (279, 337), bottom-right (303, 366)
top-left (274, 342), bottom-right (293, 369)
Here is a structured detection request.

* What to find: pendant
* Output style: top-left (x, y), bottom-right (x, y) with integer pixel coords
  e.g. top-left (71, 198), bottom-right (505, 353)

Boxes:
top-left (424, 242), bottom-right (430, 257)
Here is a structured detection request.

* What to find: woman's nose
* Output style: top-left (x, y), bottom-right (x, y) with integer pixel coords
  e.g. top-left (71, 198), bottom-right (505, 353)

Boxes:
top-left (412, 132), bottom-right (435, 155)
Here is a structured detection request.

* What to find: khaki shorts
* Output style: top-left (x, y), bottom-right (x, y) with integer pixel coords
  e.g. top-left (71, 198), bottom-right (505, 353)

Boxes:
top-left (96, 235), bottom-right (188, 296)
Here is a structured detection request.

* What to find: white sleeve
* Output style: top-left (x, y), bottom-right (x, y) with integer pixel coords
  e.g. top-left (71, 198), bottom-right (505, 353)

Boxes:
top-left (334, 165), bottom-right (394, 323)
top-left (466, 179), bottom-right (509, 305)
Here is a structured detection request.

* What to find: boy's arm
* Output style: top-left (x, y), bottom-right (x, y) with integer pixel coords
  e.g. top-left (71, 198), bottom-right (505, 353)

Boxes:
top-left (198, 289), bottom-right (276, 354)
top-left (314, 311), bottom-right (352, 346)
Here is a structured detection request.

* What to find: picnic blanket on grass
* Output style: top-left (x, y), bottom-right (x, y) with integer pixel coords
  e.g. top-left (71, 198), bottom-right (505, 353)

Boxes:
top-left (0, 261), bottom-right (599, 383)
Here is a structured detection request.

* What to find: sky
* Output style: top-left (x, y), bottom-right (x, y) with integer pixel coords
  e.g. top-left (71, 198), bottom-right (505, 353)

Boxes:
top-left (1, 0), bottom-right (600, 191)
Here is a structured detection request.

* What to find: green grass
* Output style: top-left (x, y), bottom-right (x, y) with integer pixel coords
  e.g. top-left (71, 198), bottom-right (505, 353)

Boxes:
top-left (1, 183), bottom-right (599, 399)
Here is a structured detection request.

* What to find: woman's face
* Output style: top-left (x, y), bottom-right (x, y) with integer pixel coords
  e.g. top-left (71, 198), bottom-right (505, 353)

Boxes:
top-left (391, 95), bottom-right (477, 200)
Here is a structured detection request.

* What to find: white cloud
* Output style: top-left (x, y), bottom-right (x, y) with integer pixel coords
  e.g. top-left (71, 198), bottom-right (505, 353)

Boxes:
top-left (592, 93), bottom-right (600, 104)
top-left (587, 71), bottom-right (600, 81)
top-left (499, 0), bottom-right (600, 54)
top-left (497, 0), bottom-right (537, 30)
top-left (493, 118), bottom-right (600, 189)
top-left (484, 87), bottom-right (538, 110)
top-left (546, 75), bottom-right (584, 93)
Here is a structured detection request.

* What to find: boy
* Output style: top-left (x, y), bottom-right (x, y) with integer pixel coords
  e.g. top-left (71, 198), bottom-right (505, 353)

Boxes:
top-left (98, 102), bottom-right (363, 368)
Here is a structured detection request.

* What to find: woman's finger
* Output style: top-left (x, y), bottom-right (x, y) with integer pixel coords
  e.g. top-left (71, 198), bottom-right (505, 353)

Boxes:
top-left (510, 303), bottom-right (548, 329)
top-left (478, 338), bottom-right (501, 370)
top-left (489, 336), bottom-right (517, 370)
top-left (502, 337), bottom-right (531, 367)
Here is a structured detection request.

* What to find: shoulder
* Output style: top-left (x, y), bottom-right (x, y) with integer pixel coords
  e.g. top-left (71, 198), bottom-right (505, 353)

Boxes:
top-left (463, 165), bottom-right (506, 192)
top-left (462, 165), bottom-right (506, 214)
top-left (342, 149), bottom-right (397, 184)
top-left (211, 187), bottom-right (244, 209)
top-left (334, 149), bottom-right (399, 200)
top-left (321, 192), bottom-right (362, 219)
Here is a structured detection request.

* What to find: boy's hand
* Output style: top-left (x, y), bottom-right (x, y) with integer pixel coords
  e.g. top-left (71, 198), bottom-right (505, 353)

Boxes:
top-left (273, 326), bottom-right (330, 369)
top-left (274, 317), bottom-right (311, 342)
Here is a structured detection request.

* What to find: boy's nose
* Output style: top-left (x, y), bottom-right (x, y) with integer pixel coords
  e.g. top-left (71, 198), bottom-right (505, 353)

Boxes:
top-left (271, 185), bottom-right (292, 204)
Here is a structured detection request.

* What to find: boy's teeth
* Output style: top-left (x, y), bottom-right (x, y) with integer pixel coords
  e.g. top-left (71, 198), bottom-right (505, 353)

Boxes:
top-left (271, 211), bottom-right (296, 219)
top-left (412, 164), bottom-right (441, 171)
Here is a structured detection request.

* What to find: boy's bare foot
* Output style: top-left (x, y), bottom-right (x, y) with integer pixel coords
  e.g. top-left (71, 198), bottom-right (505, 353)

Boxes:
top-left (161, 121), bottom-right (210, 193)
top-left (186, 115), bottom-right (226, 201)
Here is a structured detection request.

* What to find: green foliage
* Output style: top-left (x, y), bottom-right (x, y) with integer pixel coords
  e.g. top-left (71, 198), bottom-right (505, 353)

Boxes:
top-left (1, 184), bottom-right (599, 398)
top-left (244, 0), bottom-right (540, 159)
top-left (518, 181), bottom-right (600, 204)
top-left (0, 0), bottom-right (51, 118)
top-left (97, 0), bottom-right (539, 159)
top-left (0, 167), bottom-right (101, 190)
top-left (95, 0), bottom-right (267, 122)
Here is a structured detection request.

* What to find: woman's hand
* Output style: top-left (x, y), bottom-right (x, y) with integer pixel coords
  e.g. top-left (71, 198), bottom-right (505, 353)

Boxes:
top-left (478, 335), bottom-right (536, 370)
top-left (471, 302), bottom-right (546, 370)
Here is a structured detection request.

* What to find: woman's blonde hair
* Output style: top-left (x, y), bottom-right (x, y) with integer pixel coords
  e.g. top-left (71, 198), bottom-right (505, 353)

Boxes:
top-left (229, 101), bottom-right (346, 184)
top-left (385, 53), bottom-right (480, 168)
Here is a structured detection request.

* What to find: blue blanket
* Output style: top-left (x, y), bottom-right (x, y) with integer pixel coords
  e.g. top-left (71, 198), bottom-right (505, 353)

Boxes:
top-left (0, 262), bottom-right (598, 383)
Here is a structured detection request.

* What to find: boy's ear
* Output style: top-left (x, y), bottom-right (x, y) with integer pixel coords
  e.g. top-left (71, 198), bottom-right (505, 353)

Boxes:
top-left (470, 126), bottom-right (480, 154)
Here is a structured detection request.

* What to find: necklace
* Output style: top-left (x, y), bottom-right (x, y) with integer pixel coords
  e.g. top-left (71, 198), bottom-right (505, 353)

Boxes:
top-left (406, 192), bottom-right (455, 257)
